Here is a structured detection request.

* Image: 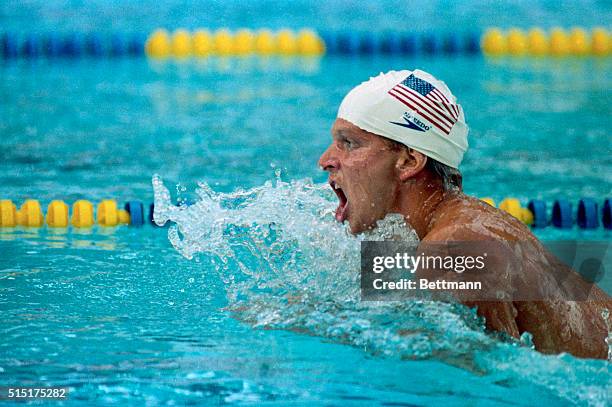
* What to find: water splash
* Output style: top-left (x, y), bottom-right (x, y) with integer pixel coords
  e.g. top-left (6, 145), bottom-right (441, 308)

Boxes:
top-left (152, 174), bottom-right (610, 406)
top-left (602, 309), bottom-right (612, 362)
top-left (519, 331), bottom-right (535, 350)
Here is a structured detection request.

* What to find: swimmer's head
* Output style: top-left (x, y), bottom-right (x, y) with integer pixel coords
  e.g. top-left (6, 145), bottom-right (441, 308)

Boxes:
top-left (319, 69), bottom-right (468, 234)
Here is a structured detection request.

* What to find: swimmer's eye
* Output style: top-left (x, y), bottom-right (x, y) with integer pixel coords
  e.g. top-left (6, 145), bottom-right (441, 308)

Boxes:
top-left (340, 136), bottom-right (358, 150)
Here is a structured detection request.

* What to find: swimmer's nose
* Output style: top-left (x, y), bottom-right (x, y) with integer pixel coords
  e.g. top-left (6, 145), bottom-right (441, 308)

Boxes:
top-left (318, 145), bottom-right (339, 172)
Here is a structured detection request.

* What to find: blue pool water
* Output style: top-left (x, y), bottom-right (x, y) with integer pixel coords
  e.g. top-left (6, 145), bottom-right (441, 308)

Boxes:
top-left (1, 1), bottom-right (612, 405)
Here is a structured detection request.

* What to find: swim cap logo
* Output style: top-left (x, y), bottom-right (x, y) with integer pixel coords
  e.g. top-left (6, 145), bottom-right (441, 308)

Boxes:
top-left (390, 112), bottom-right (431, 132)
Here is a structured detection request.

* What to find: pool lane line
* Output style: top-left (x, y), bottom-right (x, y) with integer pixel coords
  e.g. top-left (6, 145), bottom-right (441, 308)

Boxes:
top-left (0, 199), bottom-right (143, 228)
top-left (0, 198), bottom-right (610, 229)
top-left (481, 197), bottom-right (611, 230)
top-left (1, 27), bottom-right (609, 59)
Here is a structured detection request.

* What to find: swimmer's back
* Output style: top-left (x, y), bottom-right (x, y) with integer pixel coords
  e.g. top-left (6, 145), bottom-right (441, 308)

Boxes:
top-left (423, 192), bottom-right (611, 359)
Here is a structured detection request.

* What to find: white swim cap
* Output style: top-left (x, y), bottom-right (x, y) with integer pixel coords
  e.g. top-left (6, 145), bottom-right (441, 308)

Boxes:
top-left (337, 69), bottom-right (468, 169)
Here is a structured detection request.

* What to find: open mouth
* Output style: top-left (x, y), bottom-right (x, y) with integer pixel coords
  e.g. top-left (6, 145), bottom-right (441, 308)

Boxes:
top-left (330, 181), bottom-right (349, 222)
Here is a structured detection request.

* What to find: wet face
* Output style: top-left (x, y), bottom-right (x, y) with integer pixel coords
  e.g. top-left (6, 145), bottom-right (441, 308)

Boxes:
top-left (318, 118), bottom-right (402, 234)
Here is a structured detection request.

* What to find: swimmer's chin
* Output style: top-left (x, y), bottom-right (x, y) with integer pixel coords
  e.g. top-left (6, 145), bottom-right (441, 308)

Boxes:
top-left (348, 223), bottom-right (366, 235)
top-left (337, 218), bottom-right (366, 235)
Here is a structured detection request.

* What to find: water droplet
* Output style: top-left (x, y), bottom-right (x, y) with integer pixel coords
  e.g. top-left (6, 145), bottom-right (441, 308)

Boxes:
top-left (519, 331), bottom-right (535, 349)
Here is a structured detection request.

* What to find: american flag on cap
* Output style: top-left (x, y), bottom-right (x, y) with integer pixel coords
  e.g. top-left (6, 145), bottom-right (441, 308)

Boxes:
top-left (388, 74), bottom-right (460, 135)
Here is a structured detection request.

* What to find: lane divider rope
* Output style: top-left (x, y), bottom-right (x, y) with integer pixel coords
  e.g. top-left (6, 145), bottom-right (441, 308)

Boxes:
top-left (0, 199), bottom-right (140, 228)
top-left (1, 27), bottom-right (608, 59)
top-left (480, 197), bottom-right (611, 229)
top-left (0, 198), bottom-right (610, 229)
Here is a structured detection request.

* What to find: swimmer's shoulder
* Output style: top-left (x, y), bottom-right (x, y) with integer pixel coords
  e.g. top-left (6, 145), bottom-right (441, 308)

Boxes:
top-left (424, 193), bottom-right (536, 243)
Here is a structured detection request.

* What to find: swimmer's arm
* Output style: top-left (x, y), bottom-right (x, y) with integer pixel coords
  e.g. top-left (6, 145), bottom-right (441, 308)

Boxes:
top-left (463, 300), bottom-right (520, 339)
top-left (421, 225), bottom-right (521, 339)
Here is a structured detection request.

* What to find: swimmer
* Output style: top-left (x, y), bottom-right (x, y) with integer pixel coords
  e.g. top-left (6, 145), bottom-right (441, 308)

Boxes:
top-left (319, 69), bottom-right (611, 359)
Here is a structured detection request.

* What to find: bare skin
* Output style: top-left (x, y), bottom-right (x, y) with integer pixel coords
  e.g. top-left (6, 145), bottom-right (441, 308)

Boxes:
top-left (319, 118), bottom-right (611, 359)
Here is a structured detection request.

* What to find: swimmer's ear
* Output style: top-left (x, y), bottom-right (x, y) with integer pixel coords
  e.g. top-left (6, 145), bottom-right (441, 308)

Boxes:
top-left (396, 148), bottom-right (428, 182)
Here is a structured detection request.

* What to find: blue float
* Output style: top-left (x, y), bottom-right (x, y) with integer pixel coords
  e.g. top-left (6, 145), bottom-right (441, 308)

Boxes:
top-left (109, 34), bottom-right (126, 56)
top-left (603, 199), bottom-right (611, 230)
top-left (442, 34), bottom-right (460, 54)
top-left (2, 33), bottom-right (18, 58)
top-left (22, 35), bottom-right (41, 58)
top-left (61, 34), bottom-right (82, 57)
top-left (125, 201), bottom-right (145, 227)
top-left (399, 33), bottom-right (417, 55)
top-left (577, 198), bottom-right (599, 229)
top-left (552, 199), bottom-right (572, 228)
top-left (320, 31), bottom-right (338, 54)
top-left (127, 34), bottom-right (144, 56)
top-left (421, 34), bottom-right (439, 55)
top-left (42, 34), bottom-right (62, 57)
top-left (337, 32), bottom-right (360, 55)
top-left (359, 32), bottom-right (377, 54)
top-left (527, 200), bottom-right (547, 228)
top-left (465, 32), bottom-right (481, 54)
top-left (380, 32), bottom-right (401, 54)
top-left (84, 34), bottom-right (103, 56)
